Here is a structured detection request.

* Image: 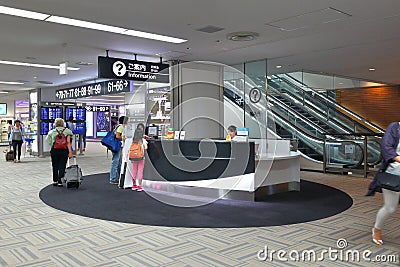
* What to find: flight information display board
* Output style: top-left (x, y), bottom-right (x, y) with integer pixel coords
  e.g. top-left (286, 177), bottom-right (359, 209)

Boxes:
top-left (66, 107), bottom-right (86, 121)
top-left (40, 107), bottom-right (63, 135)
top-left (40, 122), bottom-right (56, 135)
top-left (66, 107), bottom-right (87, 134)
top-left (40, 107), bottom-right (63, 121)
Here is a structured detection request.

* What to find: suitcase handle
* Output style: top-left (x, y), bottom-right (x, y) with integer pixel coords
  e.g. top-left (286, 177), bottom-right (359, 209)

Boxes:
top-left (67, 156), bottom-right (77, 167)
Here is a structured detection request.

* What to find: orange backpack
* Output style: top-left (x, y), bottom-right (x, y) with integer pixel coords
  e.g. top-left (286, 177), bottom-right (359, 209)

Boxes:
top-left (129, 141), bottom-right (144, 161)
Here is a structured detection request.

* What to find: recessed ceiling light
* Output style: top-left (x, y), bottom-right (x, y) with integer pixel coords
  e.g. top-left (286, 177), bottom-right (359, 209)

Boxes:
top-left (0, 60), bottom-right (80, 70)
top-left (33, 76), bottom-right (38, 79)
top-left (276, 65), bottom-right (282, 69)
top-left (0, 81), bottom-right (24, 85)
top-left (0, 5), bottom-right (187, 44)
top-left (369, 68), bottom-right (375, 71)
top-left (338, 82), bottom-right (343, 85)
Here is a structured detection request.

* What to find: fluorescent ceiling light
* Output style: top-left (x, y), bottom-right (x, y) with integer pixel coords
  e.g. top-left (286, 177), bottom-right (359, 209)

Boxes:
top-left (85, 99), bottom-right (123, 102)
top-left (0, 81), bottom-right (24, 85)
top-left (45, 16), bottom-right (127, 34)
top-left (0, 60), bottom-right (80, 70)
top-left (122, 30), bottom-right (187, 44)
top-left (0, 5), bottom-right (187, 44)
top-left (0, 5), bottom-right (49, 20)
top-left (0, 91), bottom-right (9, 94)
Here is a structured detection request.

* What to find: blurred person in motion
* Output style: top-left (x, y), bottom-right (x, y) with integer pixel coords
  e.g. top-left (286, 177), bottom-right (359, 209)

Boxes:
top-left (371, 122), bottom-right (400, 245)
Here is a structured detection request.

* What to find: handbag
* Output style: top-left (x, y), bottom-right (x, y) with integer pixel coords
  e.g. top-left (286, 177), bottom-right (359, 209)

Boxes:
top-left (376, 171), bottom-right (400, 192)
top-left (101, 125), bottom-right (122, 153)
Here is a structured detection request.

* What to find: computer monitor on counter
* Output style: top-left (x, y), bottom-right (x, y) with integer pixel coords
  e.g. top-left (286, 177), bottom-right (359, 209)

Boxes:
top-left (235, 127), bottom-right (249, 142)
top-left (147, 126), bottom-right (158, 138)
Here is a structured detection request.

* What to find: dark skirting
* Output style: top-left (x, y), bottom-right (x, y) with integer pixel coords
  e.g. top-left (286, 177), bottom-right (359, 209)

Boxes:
top-left (39, 173), bottom-right (353, 228)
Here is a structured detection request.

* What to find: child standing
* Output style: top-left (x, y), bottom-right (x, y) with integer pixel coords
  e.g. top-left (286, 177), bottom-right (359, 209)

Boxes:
top-left (129, 128), bottom-right (148, 191)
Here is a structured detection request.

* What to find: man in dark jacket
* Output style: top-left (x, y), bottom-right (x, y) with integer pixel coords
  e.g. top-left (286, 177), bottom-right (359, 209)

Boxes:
top-left (366, 122), bottom-right (400, 196)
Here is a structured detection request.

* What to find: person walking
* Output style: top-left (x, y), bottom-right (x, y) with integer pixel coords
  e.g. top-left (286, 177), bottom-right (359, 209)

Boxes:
top-left (78, 121), bottom-right (87, 154)
top-left (9, 120), bottom-right (25, 163)
top-left (109, 116), bottom-right (128, 184)
top-left (7, 120), bottom-right (13, 150)
top-left (66, 116), bottom-right (75, 153)
top-left (46, 118), bottom-right (73, 187)
top-left (371, 121), bottom-right (400, 245)
top-left (129, 128), bottom-right (148, 191)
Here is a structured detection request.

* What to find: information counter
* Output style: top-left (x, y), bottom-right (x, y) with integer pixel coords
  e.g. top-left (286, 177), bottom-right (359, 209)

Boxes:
top-left (123, 139), bottom-right (300, 201)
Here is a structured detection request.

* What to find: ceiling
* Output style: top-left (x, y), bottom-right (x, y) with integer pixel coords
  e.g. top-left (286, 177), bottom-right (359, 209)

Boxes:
top-left (1, 0), bottom-right (400, 94)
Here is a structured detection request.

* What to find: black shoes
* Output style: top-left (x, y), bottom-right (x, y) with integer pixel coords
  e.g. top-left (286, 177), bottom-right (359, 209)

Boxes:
top-left (365, 189), bottom-right (375, 196)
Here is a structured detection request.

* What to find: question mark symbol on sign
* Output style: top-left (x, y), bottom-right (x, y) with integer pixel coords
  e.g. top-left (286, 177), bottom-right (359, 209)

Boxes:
top-left (249, 87), bottom-right (261, 103)
top-left (112, 61), bottom-right (126, 77)
top-left (116, 63), bottom-right (123, 75)
top-left (253, 89), bottom-right (258, 98)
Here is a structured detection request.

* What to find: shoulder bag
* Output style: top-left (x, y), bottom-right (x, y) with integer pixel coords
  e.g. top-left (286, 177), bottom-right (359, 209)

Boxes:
top-left (376, 170), bottom-right (400, 192)
top-left (101, 125), bottom-right (122, 153)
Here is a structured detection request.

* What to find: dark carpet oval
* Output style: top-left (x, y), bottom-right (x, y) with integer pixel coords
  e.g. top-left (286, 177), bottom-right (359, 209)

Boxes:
top-left (39, 173), bottom-right (353, 228)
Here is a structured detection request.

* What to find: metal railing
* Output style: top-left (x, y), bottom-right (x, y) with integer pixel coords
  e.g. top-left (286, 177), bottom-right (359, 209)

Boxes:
top-left (322, 132), bottom-right (384, 177)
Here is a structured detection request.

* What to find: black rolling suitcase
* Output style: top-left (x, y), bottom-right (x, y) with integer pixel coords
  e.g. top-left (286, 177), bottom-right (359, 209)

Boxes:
top-left (64, 157), bottom-right (83, 189)
top-left (5, 150), bottom-right (14, 161)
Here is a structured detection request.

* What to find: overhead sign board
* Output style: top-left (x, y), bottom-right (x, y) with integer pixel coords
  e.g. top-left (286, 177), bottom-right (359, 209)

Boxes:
top-left (98, 56), bottom-right (169, 83)
top-left (84, 106), bottom-right (110, 112)
top-left (55, 80), bottom-right (130, 100)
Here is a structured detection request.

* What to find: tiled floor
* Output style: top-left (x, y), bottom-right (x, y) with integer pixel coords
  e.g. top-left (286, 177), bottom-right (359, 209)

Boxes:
top-left (0, 142), bottom-right (399, 266)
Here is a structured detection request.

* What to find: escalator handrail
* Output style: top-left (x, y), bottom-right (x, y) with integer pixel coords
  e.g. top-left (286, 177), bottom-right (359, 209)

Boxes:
top-left (268, 81), bottom-right (353, 134)
top-left (268, 94), bottom-right (329, 136)
top-left (268, 109), bottom-right (365, 168)
top-left (282, 73), bottom-right (385, 133)
top-left (271, 75), bottom-right (372, 133)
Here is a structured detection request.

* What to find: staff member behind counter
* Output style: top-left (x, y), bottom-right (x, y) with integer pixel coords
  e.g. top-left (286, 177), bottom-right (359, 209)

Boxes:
top-left (225, 125), bottom-right (238, 141)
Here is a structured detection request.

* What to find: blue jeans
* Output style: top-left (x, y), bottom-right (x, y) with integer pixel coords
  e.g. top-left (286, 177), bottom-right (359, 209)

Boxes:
top-left (110, 149), bottom-right (122, 182)
top-left (78, 134), bottom-right (86, 149)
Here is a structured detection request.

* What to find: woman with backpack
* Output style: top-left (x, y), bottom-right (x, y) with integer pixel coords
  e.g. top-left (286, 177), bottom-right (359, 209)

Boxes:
top-left (129, 128), bottom-right (148, 191)
top-left (46, 118), bottom-right (73, 187)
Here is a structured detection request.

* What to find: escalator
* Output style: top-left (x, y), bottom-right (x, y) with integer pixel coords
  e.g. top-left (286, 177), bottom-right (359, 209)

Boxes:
top-left (223, 77), bottom-right (383, 171)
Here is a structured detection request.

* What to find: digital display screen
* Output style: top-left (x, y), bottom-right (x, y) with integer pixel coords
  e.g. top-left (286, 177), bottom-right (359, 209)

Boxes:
top-left (40, 107), bottom-right (63, 120)
top-left (66, 107), bottom-right (86, 121)
top-left (40, 107), bottom-right (63, 135)
top-left (40, 122), bottom-right (55, 135)
top-left (0, 103), bottom-right (6, 115)
top-left (148, 126), bottom-right (158, 136)
top-left (96, 112), bottom-right (110, 137)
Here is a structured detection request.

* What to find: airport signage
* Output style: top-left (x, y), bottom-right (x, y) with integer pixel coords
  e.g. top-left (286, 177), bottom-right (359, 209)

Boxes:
top-left (98, 56), bottom-right (169, 83)
top-left (84, 106), bottom-right (110, 112)
top-left (55, 80), bottom-right (130, 100)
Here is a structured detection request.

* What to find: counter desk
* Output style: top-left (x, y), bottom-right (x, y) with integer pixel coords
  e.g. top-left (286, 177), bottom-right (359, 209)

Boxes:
top-left (122, 139), bottom-right (300, 201)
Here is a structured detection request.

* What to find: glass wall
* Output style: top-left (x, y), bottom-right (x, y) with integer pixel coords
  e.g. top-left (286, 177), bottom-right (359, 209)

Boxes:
top-left (224, 59), bottom-right (267, 139)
